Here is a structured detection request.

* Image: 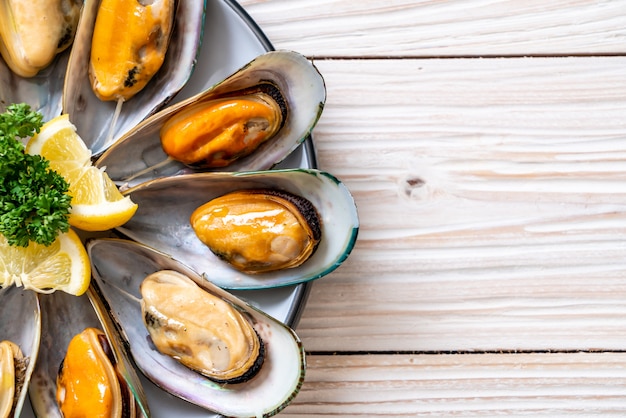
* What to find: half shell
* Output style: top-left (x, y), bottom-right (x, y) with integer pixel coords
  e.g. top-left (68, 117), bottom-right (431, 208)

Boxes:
top-left (63, 0), bottom-right (206, 156)
top-left (115, 168), bottom-right (359, 290)
top-left (94, 50), bottom-right (326, 187)
top-left (0, 286), bottom-right (40, 418)
top-left (29, 288), bottom-right (149, 418)
top-left (87, 238), bottom-right (306, 417)
top-left (0, 55), bottom-right (66, 122)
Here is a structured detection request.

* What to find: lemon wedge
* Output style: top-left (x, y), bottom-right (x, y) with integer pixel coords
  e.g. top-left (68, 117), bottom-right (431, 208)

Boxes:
top-left (26, 114), bottom-right (138, 231)
top-left (0, 229), bottom-right (90, 295)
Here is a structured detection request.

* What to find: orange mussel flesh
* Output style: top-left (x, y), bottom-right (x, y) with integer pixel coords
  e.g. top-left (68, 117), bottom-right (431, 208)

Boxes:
top-left (160, 84), bottom-right (287, 168)
top-left (190, 189), bottom-right (322, 274)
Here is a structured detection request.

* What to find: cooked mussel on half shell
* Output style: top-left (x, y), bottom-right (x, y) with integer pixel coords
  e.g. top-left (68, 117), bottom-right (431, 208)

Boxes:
top-left (29, 288), bottom-right (149, 418)
top-left (87, 238), bottom-right (306, 417)
top-left (0, 0), bottom-right (81, 120)
top-left (63, 0), bottom-right (206, 156)
top-left (88, 0), bottom-right (175, 103)
top-left (0, 286), bottom-right (40, 418)
top-left (95, 50), bottom-right (326, 188)
top-left (114, 168), bottom-right (359, 290)
top-left (0, 0), bottom-right (81, 78)
top-left (0, 341), bottom-right (25, 418)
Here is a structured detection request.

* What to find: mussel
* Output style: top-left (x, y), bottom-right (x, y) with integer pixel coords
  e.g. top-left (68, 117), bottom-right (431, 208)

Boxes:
top-left (0, 341), bottom-right (25, 418)
top-left (89, 0), bottom-right (175, 102)
top-left (56, 328), bottom-right (140, 417)
top-left (159, 84), bottom-right (286, 168)
top-left (0, 0), bottom-right (81, 78)
top-left (115, 168), bottom-right (359, 290)
top-left (87, 238), bottom-right (306, 417)
top-left (29, 289), bottom-right (149, 418)
top-left (191, 189), bottom-right (322, 274)
top-left (141, 270), bottom-right (264, 384)
top-left (0, 286), bottom-right (40, 418)
top-left (63, 0), bottom-right (206, 156)
top-left (95, 50), bottom-right (327, 187)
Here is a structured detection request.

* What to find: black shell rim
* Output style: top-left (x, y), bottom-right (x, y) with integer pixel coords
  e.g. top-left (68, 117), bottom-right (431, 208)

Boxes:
top-left (215, 82), bottom-right (288, 132)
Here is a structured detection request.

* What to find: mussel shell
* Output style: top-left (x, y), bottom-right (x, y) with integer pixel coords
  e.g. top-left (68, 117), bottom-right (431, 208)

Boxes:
top-left (0, 286), bottom-right (40, 418)
top-left (115, 168), bottom-right (359, 290)
top-left (63, 0), bottom-right (206, 156)
top-left (29, 288), bottom-right (149, 418)
top-left (0, 50), bottom-right (68, 122)
top-left (87, 238), bottom-right (306, 417)
top-left (94, 50), bottom-right (326, 187)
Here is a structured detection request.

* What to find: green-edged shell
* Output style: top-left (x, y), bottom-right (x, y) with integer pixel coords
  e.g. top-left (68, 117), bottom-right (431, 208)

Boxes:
top-left (87, 238), bottom-right (306, 417)
top-left (115, 168), bottom-right (359, 290)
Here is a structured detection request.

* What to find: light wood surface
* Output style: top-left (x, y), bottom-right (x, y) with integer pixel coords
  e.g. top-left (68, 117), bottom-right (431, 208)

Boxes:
top-left (239, 0), bottom-right (626, 56)
top-left (238, 0), bottom-right (626, 415)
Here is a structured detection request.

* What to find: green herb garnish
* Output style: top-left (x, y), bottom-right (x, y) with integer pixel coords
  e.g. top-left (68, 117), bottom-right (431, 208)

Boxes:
top-left (0, 103), bottom-right (72, 247)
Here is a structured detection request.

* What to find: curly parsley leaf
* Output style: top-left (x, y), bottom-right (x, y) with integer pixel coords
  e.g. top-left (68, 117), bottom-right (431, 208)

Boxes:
top-left (0, 103), bottom-right (72, 247)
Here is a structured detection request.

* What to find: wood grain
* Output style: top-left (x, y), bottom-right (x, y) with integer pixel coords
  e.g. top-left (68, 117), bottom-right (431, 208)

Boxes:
top-left (282, 353), bottom-right (626, 416)
top-left (238, 0), bottom-right (626, 57)
top-left (231, 1), bottom-right (626, 415)
top-left (294, 57), bottom-right (626, 352)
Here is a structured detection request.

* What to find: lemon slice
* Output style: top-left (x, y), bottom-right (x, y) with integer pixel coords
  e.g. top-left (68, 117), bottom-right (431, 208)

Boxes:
top-left (0, 229), bottom-right (90, 295)
top-left (26, 114), bottom-right (138, 231)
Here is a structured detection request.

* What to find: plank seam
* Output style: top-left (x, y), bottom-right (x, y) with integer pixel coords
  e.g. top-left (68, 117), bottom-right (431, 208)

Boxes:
top-left (308, 53), bottom-right (626, 60)
top-left (308, 349), bottom-right (626, 355)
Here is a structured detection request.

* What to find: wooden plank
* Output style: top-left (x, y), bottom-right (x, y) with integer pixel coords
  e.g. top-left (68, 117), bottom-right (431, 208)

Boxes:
top-left (282, 353), bottom-right (626, 416)
top-left (291, 57), bottom-right (626, 352)
top-left (238, 0), bottom-right (626, 57)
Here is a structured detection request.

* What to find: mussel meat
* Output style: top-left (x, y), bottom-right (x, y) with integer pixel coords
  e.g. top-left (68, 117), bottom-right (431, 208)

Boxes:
top-left (90, 0), bottom-right (175, 102)
top-left (140, 270), bottom-right (265, 384)
top-left (191, 189), bottom-right (322, 274)
top-left (0, 0), bottom-right (81, 77)
top-left (0, 341), bottom-right (26, 418)
top-left (160, 84), bottom-right (286, 168)
top-left (56, 327), bottom-right (139, 418)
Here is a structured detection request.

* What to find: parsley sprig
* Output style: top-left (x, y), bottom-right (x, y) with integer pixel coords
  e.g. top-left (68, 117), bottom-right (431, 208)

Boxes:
top-left (0, 103), bottom-right (72, 247)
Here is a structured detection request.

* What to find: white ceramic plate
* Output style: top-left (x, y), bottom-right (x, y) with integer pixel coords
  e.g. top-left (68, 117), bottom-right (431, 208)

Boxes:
top-left (21, 1), bottom-right (312, 416)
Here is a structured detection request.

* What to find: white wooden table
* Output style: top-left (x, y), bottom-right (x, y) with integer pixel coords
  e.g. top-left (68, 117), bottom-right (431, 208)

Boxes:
top-left (238, 0), bottom-right (626, 415)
